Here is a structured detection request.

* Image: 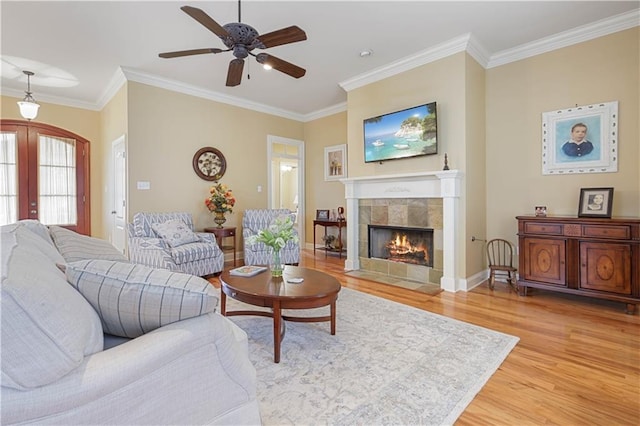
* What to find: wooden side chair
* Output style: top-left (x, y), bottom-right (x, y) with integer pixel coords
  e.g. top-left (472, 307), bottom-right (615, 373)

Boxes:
top-left (486, 238), bottom-right (518, 291)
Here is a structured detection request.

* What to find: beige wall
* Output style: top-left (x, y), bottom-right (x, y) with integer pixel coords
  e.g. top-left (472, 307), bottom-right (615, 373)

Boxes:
top-left (347, 53), bottom-right (468, 178)
top-left (464, 55), bottom-right (487, 277)
top-left (345, 52), bottom-right (474, 279)
top-left (125, 82), bottom-right (304, 233)
top-left (302, 111), bottom-right (348, 245)
top-left (486, 28), bottom-right (640, 259)
top-left (99, 84), bottom-right (128, 239)
top-left (1, 95), bottom-right (103, 236)
top-left (2, 27), bottom-right (637, 282)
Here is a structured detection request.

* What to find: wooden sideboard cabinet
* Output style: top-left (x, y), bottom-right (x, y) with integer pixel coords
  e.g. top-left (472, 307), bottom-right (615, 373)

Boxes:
top-left (516, 216), bottom-right (640, 314)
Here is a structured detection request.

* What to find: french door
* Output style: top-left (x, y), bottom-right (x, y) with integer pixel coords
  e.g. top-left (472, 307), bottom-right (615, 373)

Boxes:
top-left (0, 120), bottom-right (90, 235)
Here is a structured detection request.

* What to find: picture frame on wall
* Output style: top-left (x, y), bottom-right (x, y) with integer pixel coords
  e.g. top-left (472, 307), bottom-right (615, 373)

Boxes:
top-left (324, 144), bottom-right (347, 181)
top-left (541, 101), bottom-right (618, 175)
top-left (578, 187), bottom-right (614, 218)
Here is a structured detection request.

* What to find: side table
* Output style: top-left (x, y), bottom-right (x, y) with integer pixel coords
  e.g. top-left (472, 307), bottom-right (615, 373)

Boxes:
top-left (204, 226), bottom-right (237, 267)
top-left (313, 220), bottom-right (346, 258)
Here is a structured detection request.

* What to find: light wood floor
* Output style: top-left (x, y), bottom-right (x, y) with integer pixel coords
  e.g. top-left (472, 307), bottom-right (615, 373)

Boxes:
top-left (219, 250), bottom-right (640, 425)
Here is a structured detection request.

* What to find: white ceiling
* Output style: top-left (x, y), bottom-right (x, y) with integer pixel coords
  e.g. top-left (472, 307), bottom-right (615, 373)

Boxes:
top-left (1, 1), bottom-right (638, 120)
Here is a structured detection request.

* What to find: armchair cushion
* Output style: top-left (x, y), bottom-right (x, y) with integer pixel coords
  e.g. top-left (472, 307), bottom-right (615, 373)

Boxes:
top-left (65, 259), bottom-right (219, 338)
top-left (151, 219), bottom-right (200, 248)
top-left (169, 240), bottom-right (221, 264)
top-left (49, 225), bottom-right (128, 263)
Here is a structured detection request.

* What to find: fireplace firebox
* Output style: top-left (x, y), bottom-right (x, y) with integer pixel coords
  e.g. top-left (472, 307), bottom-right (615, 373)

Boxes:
top-left (368, 225), bottom-right (434, 267)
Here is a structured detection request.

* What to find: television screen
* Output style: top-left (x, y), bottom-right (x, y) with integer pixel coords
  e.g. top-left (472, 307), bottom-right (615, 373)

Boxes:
top-left (363, 102), bottom-right (437, 163)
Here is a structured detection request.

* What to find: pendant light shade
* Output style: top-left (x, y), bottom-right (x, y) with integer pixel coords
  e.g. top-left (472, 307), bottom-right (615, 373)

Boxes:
top-left (17, 70), bottom-right (40, 120)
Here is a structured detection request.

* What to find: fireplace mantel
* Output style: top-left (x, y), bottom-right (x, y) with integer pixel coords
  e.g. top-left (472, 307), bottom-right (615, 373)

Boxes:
top-left (341, 170), bottom-right (463, 292)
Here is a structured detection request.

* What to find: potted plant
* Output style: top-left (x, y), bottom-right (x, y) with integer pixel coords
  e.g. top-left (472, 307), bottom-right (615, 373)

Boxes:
top-left (246, 215), bottom-right (298, 277)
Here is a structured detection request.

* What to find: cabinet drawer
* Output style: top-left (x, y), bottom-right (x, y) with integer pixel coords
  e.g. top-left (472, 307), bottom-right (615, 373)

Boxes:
top-left (582, 225), bottom-right (630, 240)
top-left (523, 222), bottom-right (563, 235)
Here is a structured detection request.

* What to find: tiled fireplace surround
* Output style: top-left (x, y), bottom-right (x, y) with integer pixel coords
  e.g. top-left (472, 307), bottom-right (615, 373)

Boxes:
top-left (342, 170), bottom-right (463, 292)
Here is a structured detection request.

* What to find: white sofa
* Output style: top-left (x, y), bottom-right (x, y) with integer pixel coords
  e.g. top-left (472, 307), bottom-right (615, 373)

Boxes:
top-left (1, 220), bottom-right (261, 425)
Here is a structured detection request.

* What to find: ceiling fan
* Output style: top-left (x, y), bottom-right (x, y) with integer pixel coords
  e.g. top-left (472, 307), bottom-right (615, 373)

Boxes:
top-left (159, 2), bottom-right (307, 87)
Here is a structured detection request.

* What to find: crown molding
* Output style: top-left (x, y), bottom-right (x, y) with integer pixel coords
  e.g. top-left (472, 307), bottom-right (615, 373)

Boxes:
top-left (339, 34), bottom-right (472, 92)
top-left (10, 8), bottom-right (636, 120)
top-left (487, 9), bottom-right (639, 68)
top-left (96, 68), bottom-right (127, 110)
top-left (120, 67), bottom-right (305, 121)
top-left (302, 102), bottom-right (347, 122)
top-left (1, 87), bottom-right (100, 111)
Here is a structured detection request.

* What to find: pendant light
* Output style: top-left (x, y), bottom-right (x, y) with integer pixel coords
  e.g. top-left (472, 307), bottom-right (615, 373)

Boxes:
top-left (17, 70), bottom-right (40, 120)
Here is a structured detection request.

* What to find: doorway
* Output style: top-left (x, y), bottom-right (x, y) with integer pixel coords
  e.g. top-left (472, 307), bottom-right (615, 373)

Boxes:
top-left (267, 135), bottom-right (305, 245)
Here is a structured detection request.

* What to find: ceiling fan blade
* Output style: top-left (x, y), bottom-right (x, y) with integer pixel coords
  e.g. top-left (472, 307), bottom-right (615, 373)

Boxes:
top-left (159, 48), bottom-right (225, 58)
top-left (226, 59), bottom-right (244, 87)
top-left (256, 26), bottom-right (307, 49)
top-left (255, 53), bottom-right (306, 79)
top-left (181, 5), bottom-right (230, 39)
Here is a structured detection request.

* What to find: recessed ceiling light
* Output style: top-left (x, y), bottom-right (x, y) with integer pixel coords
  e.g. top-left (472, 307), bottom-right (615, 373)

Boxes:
top-left (359, 49), bottom-right (373, 57)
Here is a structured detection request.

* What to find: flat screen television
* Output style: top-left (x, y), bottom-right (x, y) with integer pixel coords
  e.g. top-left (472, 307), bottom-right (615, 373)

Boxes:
top-left (363, 102), bottom-right (437, 163)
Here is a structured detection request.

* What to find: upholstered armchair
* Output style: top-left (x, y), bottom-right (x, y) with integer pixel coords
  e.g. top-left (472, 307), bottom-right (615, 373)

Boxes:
top-left (127, 212), bottom-right (224, 276)
top-left (243, 209), bottom-right (300, 266)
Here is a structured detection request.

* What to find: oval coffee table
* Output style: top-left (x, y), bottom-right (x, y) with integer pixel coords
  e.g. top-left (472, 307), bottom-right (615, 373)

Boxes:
top-left (219, 266), bottom-right (341, 363)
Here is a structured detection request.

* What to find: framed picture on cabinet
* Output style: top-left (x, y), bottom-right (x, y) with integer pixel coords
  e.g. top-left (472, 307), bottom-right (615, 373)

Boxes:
top-left (578, 187), bottom-right (614, 218)
top-left (324, 144), bottom-right (347, 181)
top-left (541, 101), bottom-right (618, 175)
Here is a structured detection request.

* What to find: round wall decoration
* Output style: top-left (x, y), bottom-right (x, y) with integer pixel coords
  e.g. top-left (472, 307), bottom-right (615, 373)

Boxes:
top-left (192, 147), bottom-right (227, 181)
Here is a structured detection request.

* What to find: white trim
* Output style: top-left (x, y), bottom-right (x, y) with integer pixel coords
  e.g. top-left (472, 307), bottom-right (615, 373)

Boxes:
top-left (339, 34), bottom-right (472, 92)
top-left (120, 67), bottom-right (306, 122)
top-left (12, 9), bottom-right (638, 118)
top-left (341, 170), bottom-right (464, 292)
top-left (302, 102), bottom-right (347, 122)
top-left (96, 68), bottom-right (127, 110)
top-left (487, 9), bottom-right (639, 68)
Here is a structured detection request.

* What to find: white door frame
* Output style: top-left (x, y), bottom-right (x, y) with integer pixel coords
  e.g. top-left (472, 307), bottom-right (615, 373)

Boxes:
top-left (267, 135), bottom-right (305, 245)
top-left (110, 135), bottom-right (127, 255)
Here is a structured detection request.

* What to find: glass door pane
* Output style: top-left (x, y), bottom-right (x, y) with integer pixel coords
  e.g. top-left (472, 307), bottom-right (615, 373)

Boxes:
top-left (38, 134), bottom-right (77, 225)
top-left (0, 132), bottom-right (18, 225)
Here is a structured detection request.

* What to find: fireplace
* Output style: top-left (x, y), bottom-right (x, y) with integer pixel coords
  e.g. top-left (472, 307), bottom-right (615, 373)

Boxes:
top-left (368, 225), bottom-right (433, 267)
top-left (341, 170), bottom-right (464, 292)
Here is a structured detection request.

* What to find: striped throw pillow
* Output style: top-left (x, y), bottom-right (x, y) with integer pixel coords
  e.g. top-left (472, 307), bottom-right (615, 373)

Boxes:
top-left (49, 226), bottom-right (128, 263)
top-left (65, 260), bottom-right (218, 338)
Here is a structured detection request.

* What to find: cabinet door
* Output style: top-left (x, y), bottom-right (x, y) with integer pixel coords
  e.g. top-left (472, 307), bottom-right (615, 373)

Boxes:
top-left (522, 237), bottom-right (566, 285)
top-left (580, 242), bottom-right (631, 294)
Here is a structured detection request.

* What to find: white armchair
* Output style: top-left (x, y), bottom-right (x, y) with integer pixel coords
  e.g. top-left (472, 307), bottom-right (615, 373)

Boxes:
top-left (242, 209), bottom-right (300, 266)
top-left (128, 212), bottom-right (224, 276)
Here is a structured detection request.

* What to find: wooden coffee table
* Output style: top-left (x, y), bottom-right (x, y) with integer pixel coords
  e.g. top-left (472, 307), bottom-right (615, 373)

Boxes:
top-left (219, 266), bottom-right (341, 363)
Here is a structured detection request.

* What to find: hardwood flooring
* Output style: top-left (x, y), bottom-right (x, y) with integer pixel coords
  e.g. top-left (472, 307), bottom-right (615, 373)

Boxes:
top-left (218, 250), bottom-right (640, 425)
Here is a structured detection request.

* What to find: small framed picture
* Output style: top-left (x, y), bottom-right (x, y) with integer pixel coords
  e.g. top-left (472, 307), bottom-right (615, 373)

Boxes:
top-left (324, 144), bottom-right (347, 181)
top-left (316, 209), bottom-right (330, 220)
top-left (535, 206), bottom-right (547, 217)
top-left (578, 187), bottom-right (614, 218)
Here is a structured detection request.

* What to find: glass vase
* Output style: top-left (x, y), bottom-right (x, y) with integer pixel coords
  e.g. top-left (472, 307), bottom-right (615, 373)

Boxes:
top-left (269, 247), bottom-right (285, 277)
top-left (213, 210), bottom-right (226, 228)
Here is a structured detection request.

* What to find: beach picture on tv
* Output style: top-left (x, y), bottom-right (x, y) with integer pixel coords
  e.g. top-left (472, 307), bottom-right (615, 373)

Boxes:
top-left (363, 102), bottom-right (437, 163)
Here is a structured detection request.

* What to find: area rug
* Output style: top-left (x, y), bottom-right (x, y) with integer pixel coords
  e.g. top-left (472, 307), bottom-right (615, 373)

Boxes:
top-left (223, 287), bottom-right (519, 425)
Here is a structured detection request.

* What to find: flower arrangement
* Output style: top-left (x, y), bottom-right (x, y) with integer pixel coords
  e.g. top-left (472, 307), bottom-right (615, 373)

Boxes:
top-left (246, 214), bottom-right (299, 250)
top-left (205, 182), bottom-right (236, 214)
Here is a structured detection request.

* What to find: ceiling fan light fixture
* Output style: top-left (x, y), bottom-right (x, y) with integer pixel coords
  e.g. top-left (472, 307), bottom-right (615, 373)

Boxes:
top-left (17, 70), bottom-right (40, 120)
top-left (263, 64), bottom-right (273, 70)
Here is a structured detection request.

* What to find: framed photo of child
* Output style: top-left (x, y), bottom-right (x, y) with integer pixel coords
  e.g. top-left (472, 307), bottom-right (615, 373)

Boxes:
top-left (541, 101), bottom-right (618, 175)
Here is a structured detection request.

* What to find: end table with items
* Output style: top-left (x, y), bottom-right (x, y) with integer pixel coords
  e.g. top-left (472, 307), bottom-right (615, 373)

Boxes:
top-left (204, 226), bottom-right (237, 266)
